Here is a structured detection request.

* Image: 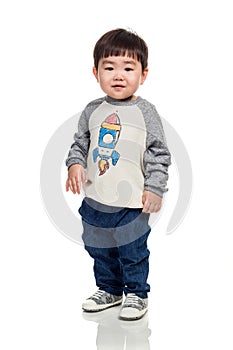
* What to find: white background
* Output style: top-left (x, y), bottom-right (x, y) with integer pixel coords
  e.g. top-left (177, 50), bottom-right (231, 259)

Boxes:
top-left (1, 0), bottom-right (233, 349)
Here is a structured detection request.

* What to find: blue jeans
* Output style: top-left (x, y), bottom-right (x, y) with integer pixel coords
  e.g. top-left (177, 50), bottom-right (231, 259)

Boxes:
top-left (79, 198), bottom-right (151, 298)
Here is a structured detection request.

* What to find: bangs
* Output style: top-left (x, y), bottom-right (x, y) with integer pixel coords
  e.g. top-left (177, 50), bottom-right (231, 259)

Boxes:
top-left (101, 47), bottom-right (143, 64)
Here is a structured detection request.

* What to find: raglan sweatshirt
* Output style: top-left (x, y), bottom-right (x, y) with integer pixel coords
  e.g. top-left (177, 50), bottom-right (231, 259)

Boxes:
top-left (66, 96), bottom-right (171, 208)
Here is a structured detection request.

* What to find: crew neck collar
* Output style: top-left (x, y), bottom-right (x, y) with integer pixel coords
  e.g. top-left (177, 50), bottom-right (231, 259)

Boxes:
top-left (105, 95), bottom-right (142, 106)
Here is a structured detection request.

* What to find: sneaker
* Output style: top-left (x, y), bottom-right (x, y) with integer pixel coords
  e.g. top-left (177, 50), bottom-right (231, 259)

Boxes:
top-left (119, 293), bottom-right (148, 320)
top-left (82, 289), bottom-right (123, 312)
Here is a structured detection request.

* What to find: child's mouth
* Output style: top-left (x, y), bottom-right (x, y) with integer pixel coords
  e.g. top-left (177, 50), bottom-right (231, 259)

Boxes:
top-left (112, 85), bottom-right (125, 89)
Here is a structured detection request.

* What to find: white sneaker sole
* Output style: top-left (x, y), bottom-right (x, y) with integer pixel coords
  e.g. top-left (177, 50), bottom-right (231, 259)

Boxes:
top-left (119, 307), bottom-right (148, 320)
top-left (82, 298), bottom-right (123, 312)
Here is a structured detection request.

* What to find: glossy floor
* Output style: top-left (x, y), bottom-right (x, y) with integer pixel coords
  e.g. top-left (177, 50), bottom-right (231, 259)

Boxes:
top-left (82, 306), bottom-right (151, 349)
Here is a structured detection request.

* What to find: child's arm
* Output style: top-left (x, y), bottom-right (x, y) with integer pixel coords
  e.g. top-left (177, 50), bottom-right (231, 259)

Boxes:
top-left (65, 109), bottom-right (90, 194)
top-left (142, 190), bottom-right (162, 213)
top-left (66, 164), bottom-right (86, 194)
top-left (142, 103), bottom-right (171, 209)
top-left (66, 110), bottom-right (90, 171)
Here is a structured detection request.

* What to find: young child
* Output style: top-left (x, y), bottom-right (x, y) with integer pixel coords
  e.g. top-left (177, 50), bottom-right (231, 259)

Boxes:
top-left (65, 28), bottom-right (171, 320)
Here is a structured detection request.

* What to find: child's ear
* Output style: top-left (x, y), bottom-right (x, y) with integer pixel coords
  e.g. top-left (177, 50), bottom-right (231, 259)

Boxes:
top-left (93, 67), bottom-right (99, 82)
top-left (141, 67), bottom-right (149, 85)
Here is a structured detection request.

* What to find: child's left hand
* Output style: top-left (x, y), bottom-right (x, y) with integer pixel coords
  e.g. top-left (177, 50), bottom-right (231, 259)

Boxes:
top-left (142, 190), bottom-right (162, 213)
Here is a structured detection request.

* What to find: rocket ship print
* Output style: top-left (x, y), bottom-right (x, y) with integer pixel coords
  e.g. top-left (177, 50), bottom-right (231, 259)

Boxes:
top-left (93, 111), bottom-right (121, 176)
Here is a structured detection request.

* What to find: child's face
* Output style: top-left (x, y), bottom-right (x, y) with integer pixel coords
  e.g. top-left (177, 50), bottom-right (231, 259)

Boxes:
top-left (93, 55), bottom-right (148, 100)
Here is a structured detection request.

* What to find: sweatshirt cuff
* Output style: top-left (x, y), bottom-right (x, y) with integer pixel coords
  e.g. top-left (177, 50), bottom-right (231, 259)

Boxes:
top-left (66, 158), bottom-right (86, 169)
top-left (143, 185), bottom-right (165, 198)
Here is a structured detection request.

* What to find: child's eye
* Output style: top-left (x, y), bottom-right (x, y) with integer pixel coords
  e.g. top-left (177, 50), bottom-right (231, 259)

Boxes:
top-left (125, 67), bottom-right (133, 71)
top-left (105, 67), bottom-right (114, 71)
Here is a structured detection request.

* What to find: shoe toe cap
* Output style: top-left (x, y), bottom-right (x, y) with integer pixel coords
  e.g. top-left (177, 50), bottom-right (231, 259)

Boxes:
top-left (120, 306), bottom-right (147, 320)
top-left (82, 299), bottom-right (98, 310)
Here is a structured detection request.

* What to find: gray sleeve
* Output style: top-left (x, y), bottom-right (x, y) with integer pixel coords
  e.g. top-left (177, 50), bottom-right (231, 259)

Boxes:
top-left (139, 100), bottom-right (171, 197)
top-left (65, 98), bottom-right (103, 169)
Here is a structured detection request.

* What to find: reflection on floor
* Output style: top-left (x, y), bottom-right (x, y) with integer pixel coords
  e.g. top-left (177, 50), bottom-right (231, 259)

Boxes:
top-left (83, 305), bottom-right (151, 349)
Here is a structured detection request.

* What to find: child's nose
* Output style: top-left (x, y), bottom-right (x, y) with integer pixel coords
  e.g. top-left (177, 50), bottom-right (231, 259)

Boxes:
top-left (114, 71), bottom-right (124, 80)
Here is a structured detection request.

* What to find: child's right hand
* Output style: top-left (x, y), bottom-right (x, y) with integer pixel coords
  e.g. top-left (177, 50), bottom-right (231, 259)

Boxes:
top-left (65, 164), bottom-right (86, 194)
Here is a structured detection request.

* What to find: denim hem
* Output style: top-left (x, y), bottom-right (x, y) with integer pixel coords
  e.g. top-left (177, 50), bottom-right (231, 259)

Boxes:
top-left (99, 287), bottom-right (123, 297)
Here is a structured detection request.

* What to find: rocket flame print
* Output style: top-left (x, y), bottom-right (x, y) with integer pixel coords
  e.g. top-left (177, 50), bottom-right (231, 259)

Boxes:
top-left (98, 159), bottom-right (110, 175)
top-left (93, 111), bottom-right (122, 176)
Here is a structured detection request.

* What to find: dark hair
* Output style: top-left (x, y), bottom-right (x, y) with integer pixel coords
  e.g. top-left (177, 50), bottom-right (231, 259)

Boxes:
top-left (93, 28), bottom-right (148, 72)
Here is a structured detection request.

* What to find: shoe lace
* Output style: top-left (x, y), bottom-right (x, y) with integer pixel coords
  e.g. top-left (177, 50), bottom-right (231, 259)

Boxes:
top-left (124, 293), bottom-right (140, 306)
top-left (91, 289), bottom-right (106, 300)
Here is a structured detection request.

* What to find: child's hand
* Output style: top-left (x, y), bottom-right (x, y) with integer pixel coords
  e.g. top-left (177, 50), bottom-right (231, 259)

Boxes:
top-left (142, 190), bottom-right (162, 213)
top-left (65, 164), bottom-right (86, 194)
